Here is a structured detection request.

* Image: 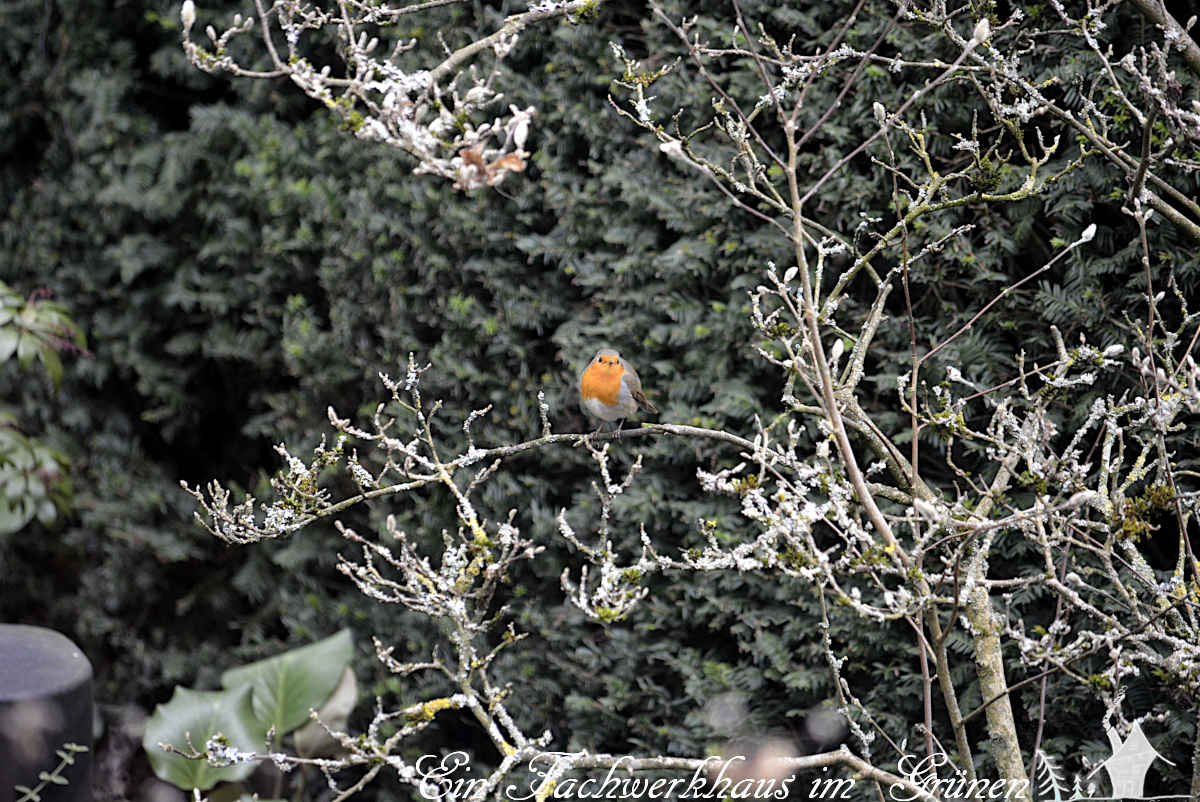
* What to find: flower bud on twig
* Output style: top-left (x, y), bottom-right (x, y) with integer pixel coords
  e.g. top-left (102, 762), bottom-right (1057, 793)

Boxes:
top-left (972, 18), bottom-right (990, 45)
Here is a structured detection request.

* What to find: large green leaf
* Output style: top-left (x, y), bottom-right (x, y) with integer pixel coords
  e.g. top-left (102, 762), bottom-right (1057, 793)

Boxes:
top-left (0, 327), bottom-right (17, 362)
top-left (294, 665), bottom-right (357, 757)
top-left (143, 685), bottom-right (266, 791)
top-left (220, 629), bottom-right (354, 736)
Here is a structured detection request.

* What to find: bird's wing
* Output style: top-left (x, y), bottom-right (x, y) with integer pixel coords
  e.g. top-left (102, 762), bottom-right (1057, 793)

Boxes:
top-left (620, 358), bottom-right (641, 392)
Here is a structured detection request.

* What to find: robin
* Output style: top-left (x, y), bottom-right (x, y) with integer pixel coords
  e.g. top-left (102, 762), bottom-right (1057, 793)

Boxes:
top-left (579, 348), bottom-right (658, 434)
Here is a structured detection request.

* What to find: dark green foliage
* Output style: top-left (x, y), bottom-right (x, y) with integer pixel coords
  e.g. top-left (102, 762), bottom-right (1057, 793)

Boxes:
top-left (0, 281), bottom-right (84, 533)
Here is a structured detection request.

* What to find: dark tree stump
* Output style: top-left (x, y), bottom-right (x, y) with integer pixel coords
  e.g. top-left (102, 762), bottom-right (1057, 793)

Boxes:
top-left (0, 625), bottom-right (93, 802)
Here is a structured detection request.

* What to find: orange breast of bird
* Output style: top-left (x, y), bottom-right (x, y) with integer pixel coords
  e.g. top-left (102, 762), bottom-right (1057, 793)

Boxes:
top-left (580, 361), bottom-right (625, 406)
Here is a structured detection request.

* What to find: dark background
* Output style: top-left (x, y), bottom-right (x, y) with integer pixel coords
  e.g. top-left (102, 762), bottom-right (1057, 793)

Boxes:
top-left (2, 0), bottom-right (1197, 798)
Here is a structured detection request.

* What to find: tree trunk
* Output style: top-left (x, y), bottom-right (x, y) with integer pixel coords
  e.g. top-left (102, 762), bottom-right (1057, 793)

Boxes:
top-left (966, 585), bottom-right (1031, 801)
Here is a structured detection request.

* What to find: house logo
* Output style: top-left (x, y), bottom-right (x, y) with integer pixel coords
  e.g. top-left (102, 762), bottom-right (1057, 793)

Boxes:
top-left (1034, 716), bottom-right (1187, 801)
top-left (1090, 721), bottom-right (1174, 798)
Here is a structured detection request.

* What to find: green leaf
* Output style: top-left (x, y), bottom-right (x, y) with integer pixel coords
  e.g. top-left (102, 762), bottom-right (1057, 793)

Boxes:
top-left (0, 503), bottom-right (24, 535)
top-left (220, 629), bottom-right (354, 736)
top-left (294, 666), bottom-right (358, 757)
top-left (0, 327), bottom-right (17, 362)
top-left (142, 685), bottom-right (266, 791)
top-left (15, 332), bottom-right (35, 369)
top-left (37, 347), bottom-right (63, 390)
